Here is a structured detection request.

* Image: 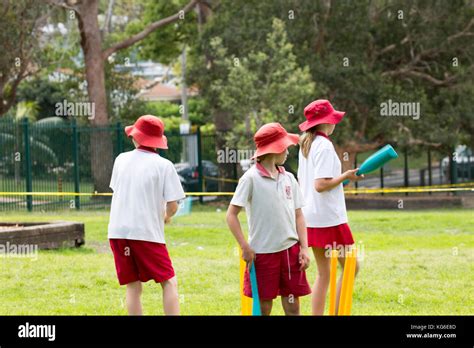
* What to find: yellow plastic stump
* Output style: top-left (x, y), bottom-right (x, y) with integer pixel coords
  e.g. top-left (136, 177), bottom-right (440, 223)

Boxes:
top-left (338, 250), bottom-right (352, 315)
top-left (239, 249), bottom-right (252, 315)
top-left (343, 248), bottom-right (357, 315)
top-left (329, 249), bottom-right (338, 315)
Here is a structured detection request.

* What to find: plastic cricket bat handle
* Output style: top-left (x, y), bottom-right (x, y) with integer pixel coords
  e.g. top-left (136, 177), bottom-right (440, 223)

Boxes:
top-left (249, 263), bottom-right (262, 316)
top-left (342, 145), bottom-right (398, 185)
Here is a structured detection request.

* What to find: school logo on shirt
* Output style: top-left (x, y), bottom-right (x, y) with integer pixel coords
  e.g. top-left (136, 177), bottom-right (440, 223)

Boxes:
top-left (285, 185), bottom-right (292, 199)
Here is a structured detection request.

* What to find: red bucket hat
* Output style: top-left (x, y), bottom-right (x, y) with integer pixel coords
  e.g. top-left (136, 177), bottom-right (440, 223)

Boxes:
top-left (299, 99), bottom-right (346, 132)
top-left (251, 123), bottom-right (299, 160)
top-left (125, 115), bottom-right (168, 149)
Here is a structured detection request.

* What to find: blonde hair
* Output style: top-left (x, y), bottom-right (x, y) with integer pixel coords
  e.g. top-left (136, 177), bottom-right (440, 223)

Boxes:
top-left (299, 124), bottom-right (332, 158)
top-left (299, 127), bottom-right (317, 158)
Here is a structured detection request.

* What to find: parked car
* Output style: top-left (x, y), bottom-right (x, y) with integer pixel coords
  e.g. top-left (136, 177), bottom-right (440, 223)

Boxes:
top-left (441, 145), bottom-right (474, 181)
top-left (175, 160), bottom-right (219, 192)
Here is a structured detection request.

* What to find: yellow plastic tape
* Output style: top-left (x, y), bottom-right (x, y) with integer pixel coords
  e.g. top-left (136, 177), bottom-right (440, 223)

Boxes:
top-left (203, 176), bottom-right (239, 183)
top-left (0, 192), bottom-right (235, 196)
top-left (0, 184), bottom-right (472, 197)
top-left (344, 187), bottom-right (474, 194)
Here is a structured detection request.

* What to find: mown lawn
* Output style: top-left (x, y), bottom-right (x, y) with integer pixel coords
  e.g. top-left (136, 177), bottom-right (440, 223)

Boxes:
top-left (0, 206), bottom-right (473, 315)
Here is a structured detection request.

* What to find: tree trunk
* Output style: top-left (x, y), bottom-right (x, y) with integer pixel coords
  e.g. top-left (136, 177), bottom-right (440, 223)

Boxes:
top-left (335, 141), bottom-right (383, 177)
top-left (77, 0), bottom-right (113, 194)
top-left (214, 110), bottom-right (236, 192)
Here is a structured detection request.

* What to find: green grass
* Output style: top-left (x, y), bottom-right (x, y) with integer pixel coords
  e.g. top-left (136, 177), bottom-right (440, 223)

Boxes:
top-left (0, 207), bottom-right (473, 315)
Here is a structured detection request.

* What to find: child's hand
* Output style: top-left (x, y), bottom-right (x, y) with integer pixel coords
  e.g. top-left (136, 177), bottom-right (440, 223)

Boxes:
top-left (242, 244), bottom-right (256, 270)
top-left (164, 214), bottom-right (171, 224)
top-left (344, 168), bottom-right (365, 182)
top-left (298, 246), bottom-right (311, 271)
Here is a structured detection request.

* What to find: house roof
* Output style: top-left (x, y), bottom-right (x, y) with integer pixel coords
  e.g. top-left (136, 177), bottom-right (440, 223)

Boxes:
top-left (136, 80), bottom-right (198, 102)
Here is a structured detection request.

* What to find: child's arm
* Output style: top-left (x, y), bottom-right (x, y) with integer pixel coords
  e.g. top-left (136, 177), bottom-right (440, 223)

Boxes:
top-left (295, 208), bottom-right (310, 270)
top-left (164, 201), bottom-right (179, 224)
top-left (315, 168), bottom-right (364, 193)
top-left (226, 204), bottom-right (255, 268)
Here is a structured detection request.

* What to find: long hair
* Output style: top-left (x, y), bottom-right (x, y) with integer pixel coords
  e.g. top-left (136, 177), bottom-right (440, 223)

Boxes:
top-left (299, 126), bottom-right (317, 158)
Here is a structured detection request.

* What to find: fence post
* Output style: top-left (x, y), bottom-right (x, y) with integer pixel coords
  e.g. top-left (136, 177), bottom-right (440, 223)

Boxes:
top-left (449, 147), bottom-right (457, 197)
top-left (449, 148), bottom-right (457, 185)
top-left (72, 119), bottom-right (81, 210)
top-left (380, 166), bottom-right (384, 196)
top-left (22, 118), bottom-right (33, 212)
top-left (354, 152), bottom-right (359, 196)
top-left (404, 148), bottom-right (409, 196)
top-left (427, 149), bottom-right (432, 195)
top-left (197, 126), bottom-right (203, 204)
top-left (354, 153), bottom-right (358, 195)
top-left (116, 121), bottom-right (123, 156)
top-left (469, 153), bottom-right (473, 181)
top-left (420, 169), bottom-right (425, 186)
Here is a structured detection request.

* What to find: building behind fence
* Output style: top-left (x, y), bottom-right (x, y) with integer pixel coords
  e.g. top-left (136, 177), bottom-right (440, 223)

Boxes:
top-left (0, 118), bottom-right (472, 211)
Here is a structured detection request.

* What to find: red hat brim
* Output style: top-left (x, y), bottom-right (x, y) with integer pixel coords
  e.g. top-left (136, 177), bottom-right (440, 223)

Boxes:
top-left (251, 133), bottom-right (299, 160)
top-left (125, 125), bottom-right (168, 149)
top-left (298, 110), bottom-right (346, 132)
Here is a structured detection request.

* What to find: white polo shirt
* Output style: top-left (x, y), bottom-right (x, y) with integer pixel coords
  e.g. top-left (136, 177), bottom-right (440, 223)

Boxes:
top-left (297, 134), bottom-right (348, 227)
top-left (108, 149), bottom-right (185, 243)
top-left (230, 163), bottom-right (303, 254)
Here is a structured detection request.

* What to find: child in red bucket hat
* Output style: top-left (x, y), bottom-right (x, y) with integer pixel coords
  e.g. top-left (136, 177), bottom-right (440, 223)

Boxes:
top-left (108, 115), bottom-right (185, 315)
top-left (297, 100), bottom-right (363, 315)
top-left (227, 122), bottom-right (311, 315)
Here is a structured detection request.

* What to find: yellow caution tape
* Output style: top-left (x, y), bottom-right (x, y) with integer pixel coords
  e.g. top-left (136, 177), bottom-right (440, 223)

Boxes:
top-left (344, 187), bottom-right (474, 194)
top-left (346, 181), bottom-right (474, 190)
top-left (0, 191), bottom-right (235, 196)
top-left (204, 175), bottom-right (474, 189)
top-left (0, 183), bottom-right (472, 197)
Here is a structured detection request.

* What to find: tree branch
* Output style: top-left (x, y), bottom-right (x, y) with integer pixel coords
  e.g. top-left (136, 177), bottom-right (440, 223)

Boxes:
top-left (377, 35), bottom-right (411, 56)
top-left (397, 123), bottom-right (442, 148)
top-left (0, 67), bottom-right (31, 115)
top-left (447, 17), bottom-right (474, 43)
top-left (382, 68), bottom-right (458, 86)
top-left (379, 16), bottom-right (474, 87)
top-left (102, 0), bottom-right (199, 60)
top-left (102, 0), bottom-right (115, 37)
top-left (42, 0), bottom-right (79, 12)
top-left (336, 140), bottom-right (384, 154)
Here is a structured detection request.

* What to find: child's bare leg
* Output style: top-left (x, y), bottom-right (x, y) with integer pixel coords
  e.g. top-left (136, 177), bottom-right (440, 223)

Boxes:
top-left (311, 247), bottom-right (331, 315)
top-left (335, 252), bottom-right (359, 314)
top-left (160, 276), bottom-right (180, 315)
top-left (126, 281), bottom-right (143, 315)
top-left (281, 296), bottom-right (300, 316)
top-left (260, 300), bottom-right (273, 316)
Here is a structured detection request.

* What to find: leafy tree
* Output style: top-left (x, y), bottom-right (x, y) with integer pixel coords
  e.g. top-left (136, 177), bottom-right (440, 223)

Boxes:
top-left (189, 0), bottom-right (474, 175)
top-left (16, 76), bottom-right (67, 120)
top-left (41, 0), bottom-right (202, 192)
top-left (209, 19), bottom-right (316, 149)
top-left (0, 1), bottom-right (48, 115)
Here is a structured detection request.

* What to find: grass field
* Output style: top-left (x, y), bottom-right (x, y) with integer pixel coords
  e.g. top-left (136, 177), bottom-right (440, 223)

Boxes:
top-left (0, 206), bottom-right (473, 315)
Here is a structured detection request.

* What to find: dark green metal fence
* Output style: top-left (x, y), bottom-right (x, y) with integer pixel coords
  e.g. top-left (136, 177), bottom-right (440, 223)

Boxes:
top-left (0, 118), bottom-right (217, 212)
top-left (1, 118), bottom-right (472, 211)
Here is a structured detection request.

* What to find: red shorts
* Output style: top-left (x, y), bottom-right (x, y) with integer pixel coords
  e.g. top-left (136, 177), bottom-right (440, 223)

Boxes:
top-left (243, 243), bottom-right (311, 300)
top-left (109, 239), bottom-right (175, 285)
top-left (307, 223), bottom-right (354, 248)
